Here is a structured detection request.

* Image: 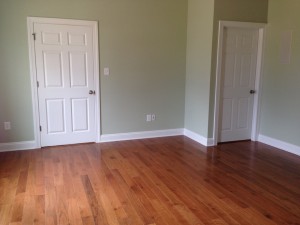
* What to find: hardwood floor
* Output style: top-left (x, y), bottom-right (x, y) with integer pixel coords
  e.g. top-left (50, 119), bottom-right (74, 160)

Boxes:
top-left (0, 136), bottom-right (300, 225)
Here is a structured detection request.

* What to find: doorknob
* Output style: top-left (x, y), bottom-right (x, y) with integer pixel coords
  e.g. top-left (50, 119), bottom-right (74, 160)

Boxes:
top-left (250, 90), bottom-right (256, 94)
top-left (89, 90), bottom-right (95, 95)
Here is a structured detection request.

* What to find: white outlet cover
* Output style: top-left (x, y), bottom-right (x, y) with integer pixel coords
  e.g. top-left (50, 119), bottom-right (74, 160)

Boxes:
top-left (151, 114), bottom-right (156, 121)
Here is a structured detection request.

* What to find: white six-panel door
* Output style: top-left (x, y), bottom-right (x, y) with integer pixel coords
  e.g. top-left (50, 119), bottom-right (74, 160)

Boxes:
top-left (34, 22), bottom-right (96, 146)
top-left (219, 27), bottom-right (259, 142)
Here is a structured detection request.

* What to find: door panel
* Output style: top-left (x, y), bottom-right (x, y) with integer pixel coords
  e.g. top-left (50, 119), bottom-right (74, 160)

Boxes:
top-left (41, 31), bottom-right (62, 45)
top-left (237, 98), bottom-right (249, 129)
top-left (68, 33), bottom-right (87, 46)
top-left (71, 98), bottom-right (89, 132)
top-left (240, 54), bottom-right (252, 86)
top-left (223, 53), bottom-right (235, 87)
top-left (221, 99), bottom-right (233, 131)
top-left (46, 99), bottom-right (66, 134)
top-left (69, 52), bottom-right (88, 87)
top-left (34, 22), bottom-right (96, 146)
top-left (219, 27), bottom-right (259, 142)
top-left (43, 51), bottom-right (64, 87)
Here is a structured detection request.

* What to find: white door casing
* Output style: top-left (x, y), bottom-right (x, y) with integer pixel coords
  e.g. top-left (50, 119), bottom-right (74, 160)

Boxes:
top-left (27, 17), bottom-right (100, 147)
top-left (213, 21), bottom-right (266, 144)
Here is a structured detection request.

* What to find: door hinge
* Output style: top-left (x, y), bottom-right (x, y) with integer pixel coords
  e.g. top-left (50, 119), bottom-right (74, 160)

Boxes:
top-left (32, 33), bottom-right (36, 41)
top-left (37, 81), bottom-right (39, 88)
top-left (39, 126), bottom-right (42, 132)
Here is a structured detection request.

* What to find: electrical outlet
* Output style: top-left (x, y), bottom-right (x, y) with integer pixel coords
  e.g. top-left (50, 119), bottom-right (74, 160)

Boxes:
top-left (4, 122), bottom-right (11, 130)
top-left (146, 114), bottom-right (152, 122)
top-left (151, 114), bottom-right (156, 121)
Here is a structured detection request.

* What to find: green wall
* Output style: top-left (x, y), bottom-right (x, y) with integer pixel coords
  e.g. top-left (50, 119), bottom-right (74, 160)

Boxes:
top-left (184, 0), bottom-right (214, 137)
top-left (185, 0), bottom-right (268, 138)
top-left (2, 0), bottom-right (298, 149)
top-left (260, 0), bottom-right (300, 146)
top-left (0, 0), bottom-right (187, 143)
top-left (208, 0), bottom-right (268, 137)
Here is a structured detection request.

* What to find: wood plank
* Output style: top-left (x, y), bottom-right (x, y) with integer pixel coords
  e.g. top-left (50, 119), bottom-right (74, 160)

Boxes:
top-left (0, 136), bottom-right (299, 225)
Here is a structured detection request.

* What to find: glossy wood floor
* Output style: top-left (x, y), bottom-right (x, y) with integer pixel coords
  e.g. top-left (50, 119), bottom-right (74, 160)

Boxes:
top-left (0, 136), bottom-right (300, 225)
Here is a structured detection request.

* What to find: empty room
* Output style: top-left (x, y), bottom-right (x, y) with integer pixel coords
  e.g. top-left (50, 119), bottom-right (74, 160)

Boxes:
top-left (0, 0), bottom-right (299, 224)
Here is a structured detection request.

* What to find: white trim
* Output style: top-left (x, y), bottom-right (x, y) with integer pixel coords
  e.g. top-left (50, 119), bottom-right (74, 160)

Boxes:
top-left (92, 20), bottom-right (101, 143)
top-left (183, 129), bottom-right (214, 147)
top-left (258, 135), bottom-right (300, 157)
top-left (213, 21), bottom-right (266, 145)
top-left (1, 134), bottom-right (299, 158)
top-left (27, 17), bottom-right (101, 147)
top-left (0, 141), bottom-right (38, 152)
top-left (251, 27), bottom-right (266, 141)
top-left (100, 129), bottom-right (184, 143)
top-left (27, 18), bottom-right (40, 147)
top-left (0, 128), bottom-right (215, 152)
top-left (207, 138), bottom-right (215, 147)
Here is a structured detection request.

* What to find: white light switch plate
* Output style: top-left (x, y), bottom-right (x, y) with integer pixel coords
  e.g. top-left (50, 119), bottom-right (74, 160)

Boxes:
top-left (4, 122), bottom-right (11, 130)
top-left (104, 67), bottom-right (110, 76)
top-left (146, 115), bottom-right (152, 122)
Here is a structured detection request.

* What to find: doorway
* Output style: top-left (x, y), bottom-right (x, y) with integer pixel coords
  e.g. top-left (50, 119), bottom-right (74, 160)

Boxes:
top-left (213, 21), bottom-right (266, 144)
top-left (28, 17), bottom-right (100, 147)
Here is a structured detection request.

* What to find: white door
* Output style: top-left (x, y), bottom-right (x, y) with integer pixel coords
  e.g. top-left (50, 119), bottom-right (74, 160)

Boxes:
top-left (34, 22), bottom-right (97, 147)
top-left (219, 27), bottom-right (259, 142)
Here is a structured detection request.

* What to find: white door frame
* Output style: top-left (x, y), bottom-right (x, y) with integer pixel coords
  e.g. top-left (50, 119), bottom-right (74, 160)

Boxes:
top-left (27, 17), bottom-right (101, 148)
top-left (213, 21), bottom-right (266, 145)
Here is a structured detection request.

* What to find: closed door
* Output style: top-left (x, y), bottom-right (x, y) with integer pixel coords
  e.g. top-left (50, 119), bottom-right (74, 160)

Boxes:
top-left (219, 27), bottom-right (259, 142)
top-left (34, 22), bottom-right (96, 146)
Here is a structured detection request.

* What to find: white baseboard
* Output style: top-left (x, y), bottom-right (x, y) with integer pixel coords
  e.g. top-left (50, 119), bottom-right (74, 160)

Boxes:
top-left (100, 128), bottom-right (184, 143)
top-left (207, 138), bottom-right (215, 146)
top-left (258, 134), bottom-right (300, 157)
top-left (0, 128), bottom-right (215, 152)
top-left (183, 129), bottom-right (214, 147)
top-left (0, 140), bottom-right (37, 152)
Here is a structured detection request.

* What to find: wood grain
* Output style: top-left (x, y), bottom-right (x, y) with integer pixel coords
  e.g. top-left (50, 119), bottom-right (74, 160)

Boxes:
top-left (0, 136), bottom-right (300, 225)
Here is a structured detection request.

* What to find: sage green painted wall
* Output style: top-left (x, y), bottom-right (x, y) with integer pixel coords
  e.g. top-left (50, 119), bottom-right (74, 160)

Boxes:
top-left (260, 0), bottom-right (300, 146)
top-left (207, 0), bottom-right (268, 137)
top-left (184, 0), bottom-right (268, 138)
top-left (184, 0), bottom-right (214, 137)
top-left (0, 0), bottom-right (187, 143)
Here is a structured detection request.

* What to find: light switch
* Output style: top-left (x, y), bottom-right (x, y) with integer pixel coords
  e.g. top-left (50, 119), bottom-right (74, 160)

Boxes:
top-left (146, 115), bottom-right (151, 122)
top-left (4, 122), bottom-right (11, 130)
top-left (104, 67), bottom-right (110, 76)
